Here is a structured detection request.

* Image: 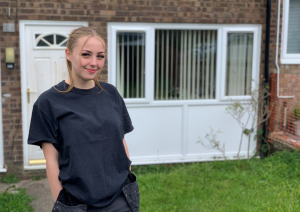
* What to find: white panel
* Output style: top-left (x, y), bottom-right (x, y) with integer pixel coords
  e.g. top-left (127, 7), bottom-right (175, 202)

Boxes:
top-left (58, 57), bottom-right (68, 84)
top-left (124, 106), bottom-right (183, 160)
top-left (187, 105), bottom-right (256, 157)
top-left (35, 59), bottom-right (52, 95)
top-left (0, 51), bottom-right (6, 172)
top-left (28, 58), bottom-right (52, 158)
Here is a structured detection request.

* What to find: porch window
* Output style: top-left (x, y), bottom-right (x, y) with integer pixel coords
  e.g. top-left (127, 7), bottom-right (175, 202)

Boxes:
top-left (225, 33), bottom-right (253, 96)
top-left (154, 30), bottom-right (217, 100)
top-left (116, 32), bottom-right (145, 98)
top-left (108, 23), bottom-right (261, 103)
top-left (281, 0), bottom-right (300, 64)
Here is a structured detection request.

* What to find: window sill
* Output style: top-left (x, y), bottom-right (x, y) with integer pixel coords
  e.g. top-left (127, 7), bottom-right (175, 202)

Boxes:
top-left (281, 58), bottom-right (300, 65)
top-left (0, 168), bottom-right (7, 173)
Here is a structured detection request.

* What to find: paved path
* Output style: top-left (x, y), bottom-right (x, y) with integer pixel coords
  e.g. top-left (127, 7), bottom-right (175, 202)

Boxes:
top-left (0, 178), bottom-right (53, 212)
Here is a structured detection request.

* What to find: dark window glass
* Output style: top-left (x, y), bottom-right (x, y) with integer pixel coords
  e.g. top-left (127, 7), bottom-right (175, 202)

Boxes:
top-left (44, 35), bottom-right (54, 44)
top-left (60, 41), bottom-right (67, 47)
top-left (57, 35), bottom-right (67, 45)
top-left (37, 40), bottom-right (50, 47)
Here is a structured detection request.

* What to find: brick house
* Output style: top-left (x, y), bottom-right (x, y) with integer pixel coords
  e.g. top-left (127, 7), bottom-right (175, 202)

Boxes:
top-left (0, 0), bottom-right (299, 180)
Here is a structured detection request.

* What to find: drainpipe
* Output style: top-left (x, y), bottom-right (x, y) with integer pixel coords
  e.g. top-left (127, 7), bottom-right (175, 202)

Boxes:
top-left (275, 0), bottom-right (294, 99)
top-left (261, 0), bottom-right (271, 159)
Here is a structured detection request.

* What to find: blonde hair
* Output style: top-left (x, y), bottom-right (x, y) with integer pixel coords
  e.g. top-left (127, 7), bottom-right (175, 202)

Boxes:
top-left (54, 26), bottom-right (106, 93)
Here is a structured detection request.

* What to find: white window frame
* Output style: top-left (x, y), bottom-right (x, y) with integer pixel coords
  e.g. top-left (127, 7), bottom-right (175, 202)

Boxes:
top-left (108, 23), bottom-right (261, 104)
top-left (108, 24), bottom-right (153, 104)
top-left (281, 0), bottom-right (300, 64)
top-left (220, 26), bottom-right (261, 101)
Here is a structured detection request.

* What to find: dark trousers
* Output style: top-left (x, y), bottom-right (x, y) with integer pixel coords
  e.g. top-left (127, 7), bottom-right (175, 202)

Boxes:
top-left (52, 172), bottom-right (139, 212)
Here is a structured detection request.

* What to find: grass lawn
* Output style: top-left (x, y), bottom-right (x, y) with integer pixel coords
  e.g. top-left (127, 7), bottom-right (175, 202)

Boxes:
top-left (0, 187), bottom-right (35, 212)
top-left (133, 150), bottom-right (300, 212)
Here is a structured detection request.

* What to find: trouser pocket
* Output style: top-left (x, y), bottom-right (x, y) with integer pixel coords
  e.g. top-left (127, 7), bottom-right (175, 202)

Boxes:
top-left (52, 201), bottom-right (87, 212)
top-left (52, 188), bottom-right (87, 212)
top-left (122, 172), bottom-right (140, 212)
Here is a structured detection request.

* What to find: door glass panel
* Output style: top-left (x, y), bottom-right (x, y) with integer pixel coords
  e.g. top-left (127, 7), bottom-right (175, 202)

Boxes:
top-left (116, 32), bottom-right (145, 98)
top-left (44, 35), bottom-right (54, 44)
top-left (56, 35), bottom-right (67, 45)
top-left (37, 40), bottom-right (50, 47)
top-left (60, 41), bottom-right (67, 47)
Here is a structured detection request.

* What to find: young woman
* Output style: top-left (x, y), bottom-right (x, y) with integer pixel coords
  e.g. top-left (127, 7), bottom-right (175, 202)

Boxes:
top-left (27, 27), bottom-right (139, 212)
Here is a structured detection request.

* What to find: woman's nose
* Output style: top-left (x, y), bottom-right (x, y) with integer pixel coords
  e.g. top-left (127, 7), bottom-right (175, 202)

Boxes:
top-left (90, 57), bottom-right (97, 66)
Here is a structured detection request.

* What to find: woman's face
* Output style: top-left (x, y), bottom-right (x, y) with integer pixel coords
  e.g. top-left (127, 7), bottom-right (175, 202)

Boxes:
top-left (66, 36), bottom-right (105, 83)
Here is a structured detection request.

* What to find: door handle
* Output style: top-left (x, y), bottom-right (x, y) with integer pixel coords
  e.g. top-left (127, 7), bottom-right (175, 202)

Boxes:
top-left (27, 88), bottom-right (30, 104)
top-left (27, 88), bottom-right (36, 104)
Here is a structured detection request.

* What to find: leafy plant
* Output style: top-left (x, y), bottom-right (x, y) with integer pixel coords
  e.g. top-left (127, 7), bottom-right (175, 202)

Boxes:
top-left (198, 78), bottom-right (274, 162)
top-left (31, 176), bottom-right (42, 181)
top-left (0, 174), bottom-right (20, 184)
top-left (293, 105), bottom-right (300, 121)
top-left (0, 186), bottom-right (35, 212)
top-left (197, 127), bottom-right (227, 159)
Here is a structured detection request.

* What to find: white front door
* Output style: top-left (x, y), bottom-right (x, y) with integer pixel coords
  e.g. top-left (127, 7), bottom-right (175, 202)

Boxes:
top-left (24, 24), bottom-right (86, 165)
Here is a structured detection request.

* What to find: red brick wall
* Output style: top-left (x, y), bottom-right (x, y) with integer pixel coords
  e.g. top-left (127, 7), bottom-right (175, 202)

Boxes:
top-left (267, 0), bottom-right (300, 144)
top-left (0, 0), bottom-right (270, 180)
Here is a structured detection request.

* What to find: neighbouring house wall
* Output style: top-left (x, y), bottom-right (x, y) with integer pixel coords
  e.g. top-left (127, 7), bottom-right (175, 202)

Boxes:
top-left (0, 0), bottom-right (268, 180)
top-left (268, 0), bottom-right (300, 76)
top-left (267, 0), bottom-right (300, 147)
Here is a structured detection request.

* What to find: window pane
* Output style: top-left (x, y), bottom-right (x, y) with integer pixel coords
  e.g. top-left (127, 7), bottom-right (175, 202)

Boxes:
top-left (56, 35), bottom-right (67, 45)
top-left (116, 32), bottom-right (145, 98)
top-left (60, 41), bottom-right (67, 47)
top-left (287, 0), bottom-right (300, 54)
top-left (37, 39), bottom-right (50, 47)
top-left (44, 35), bottom-right (54, 44)
top-left (154, 30), bottom-right (217, 100)
top-left (226, 33), bottom-right (253, 96)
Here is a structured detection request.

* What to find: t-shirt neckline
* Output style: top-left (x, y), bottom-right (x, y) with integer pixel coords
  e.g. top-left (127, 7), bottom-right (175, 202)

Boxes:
top-left (60, 80), bottom-right (101, 95)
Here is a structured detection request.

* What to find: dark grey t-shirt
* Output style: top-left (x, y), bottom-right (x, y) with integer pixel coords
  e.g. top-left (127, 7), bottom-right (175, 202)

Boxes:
top-left (27, 80), bottom-right (134, 208)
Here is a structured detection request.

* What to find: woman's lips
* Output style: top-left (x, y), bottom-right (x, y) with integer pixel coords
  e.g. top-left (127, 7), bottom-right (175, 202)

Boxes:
top-left (85, 68), bottom-right (97, 73)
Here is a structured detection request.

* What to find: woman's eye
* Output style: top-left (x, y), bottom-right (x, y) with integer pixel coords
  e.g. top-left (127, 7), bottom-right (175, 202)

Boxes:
top-left (81, 53), bottom-right (90, 57)
top-left (98, 55), bottom-right (105, 59)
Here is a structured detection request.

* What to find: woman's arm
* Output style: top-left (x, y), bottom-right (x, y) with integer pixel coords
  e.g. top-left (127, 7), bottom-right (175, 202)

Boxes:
top-left (42, 142), bottom-right (63, 201)
top-left (123, 138), bottom-right (131, 171)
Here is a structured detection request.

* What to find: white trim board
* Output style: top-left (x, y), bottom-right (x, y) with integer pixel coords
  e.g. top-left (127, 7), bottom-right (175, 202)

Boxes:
top-left (20, 20), bottom-right (88, 170)
top-left (0, 50), bottom-right (7, 172)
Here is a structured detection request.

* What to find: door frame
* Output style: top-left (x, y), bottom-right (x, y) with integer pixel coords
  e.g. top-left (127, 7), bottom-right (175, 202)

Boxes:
top-left (0, 50), bottom-right (6, 173)
top-left (20, 20), bottom-right (88, 170)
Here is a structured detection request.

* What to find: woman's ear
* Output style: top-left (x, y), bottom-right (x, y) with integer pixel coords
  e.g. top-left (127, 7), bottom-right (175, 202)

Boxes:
top-left (65, 48), bottom-right (71, 61)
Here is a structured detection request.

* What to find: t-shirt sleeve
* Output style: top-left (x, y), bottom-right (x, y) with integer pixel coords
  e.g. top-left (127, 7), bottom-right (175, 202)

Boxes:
top-left (113, 87), bottom-right (134, 135)
top-left (27, 104), bottom-right (60, 151)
